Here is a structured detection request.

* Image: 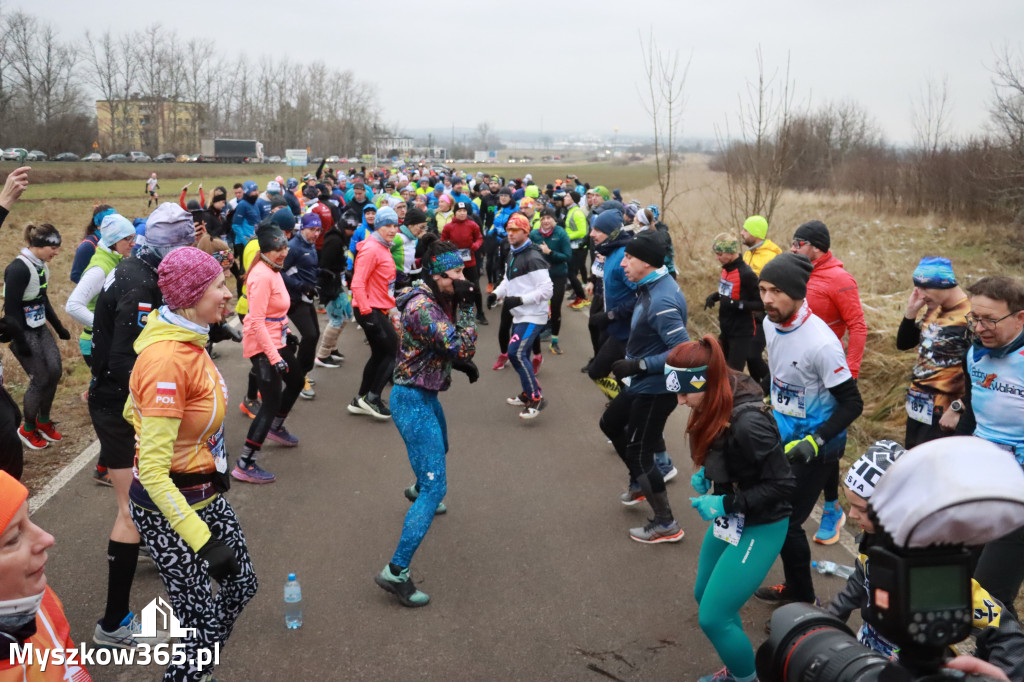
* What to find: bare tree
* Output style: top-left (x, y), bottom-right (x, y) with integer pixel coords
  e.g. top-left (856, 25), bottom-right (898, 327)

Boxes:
top-left (638, 29), bottom-right (690, 216)
top-left (717, 48), bottom-right (797, 228)
top-left (912, 75), bottom-right (952, 156)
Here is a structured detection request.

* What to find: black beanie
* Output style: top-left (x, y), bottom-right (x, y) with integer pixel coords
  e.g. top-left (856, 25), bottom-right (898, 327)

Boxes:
top-left (759, 252), bottom-right (814, 300)
top-left (624, 231), bottom-right (667, 268)
top-left (793, 220), bottom-right (830, 252)
top-left (257, 224), bottom-right (288, 253)
top-left (405, 207), bottom-right (427, 225)
top-left (567, 190), bottom-right (581, 204)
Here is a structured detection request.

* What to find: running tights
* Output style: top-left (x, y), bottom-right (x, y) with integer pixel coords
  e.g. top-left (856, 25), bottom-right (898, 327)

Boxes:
top-left (694, 518), bottom-right (788, 678)
top-left (355, 309), bottom-right (398, 398)
top-left (10, 326), bottom-right (62, 425)
top-left (243, 348), bottom-right (303, 453)
top-left (390, 385), bottom-right (448, 568)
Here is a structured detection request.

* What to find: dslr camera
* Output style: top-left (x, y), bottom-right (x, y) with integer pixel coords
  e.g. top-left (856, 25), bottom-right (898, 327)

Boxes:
top-left (756, 437), bottom-right (1024, 681)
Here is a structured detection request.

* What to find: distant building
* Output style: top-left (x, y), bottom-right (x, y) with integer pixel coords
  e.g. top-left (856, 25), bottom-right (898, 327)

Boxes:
top-left (374, 135), bottom-right (415, 158)
top-left (96, 97), bottom-right (201, 154)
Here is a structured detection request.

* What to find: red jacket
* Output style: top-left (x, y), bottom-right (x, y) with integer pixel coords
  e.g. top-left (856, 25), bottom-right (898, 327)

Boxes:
top-left (806, 251), bottom-right (867, 378)
top-left (441, 219), bottom-right (484, 268)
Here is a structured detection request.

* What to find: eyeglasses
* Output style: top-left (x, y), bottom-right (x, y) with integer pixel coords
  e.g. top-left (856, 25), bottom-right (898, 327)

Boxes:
top-left (791, 239), bottom-right (808, 249)
top-left (965, 311), bottom-right (1017, 330)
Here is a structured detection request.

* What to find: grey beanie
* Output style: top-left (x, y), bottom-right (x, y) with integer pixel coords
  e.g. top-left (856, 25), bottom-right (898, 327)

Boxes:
top-left (145, 203), bottom-right (196, 248)
top-left (759, 252), bottom-right (814, 300)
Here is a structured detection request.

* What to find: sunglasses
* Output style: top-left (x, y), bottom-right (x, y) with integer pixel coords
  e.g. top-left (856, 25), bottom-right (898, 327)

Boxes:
top-left (791, 239), bottom-right (808, 249)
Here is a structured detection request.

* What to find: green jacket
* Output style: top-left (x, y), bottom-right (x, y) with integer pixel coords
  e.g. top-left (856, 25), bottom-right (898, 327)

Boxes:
top-left (565, 205), bottom-right (588, 244)
top-left (529, 226), bottom-right (572, 278)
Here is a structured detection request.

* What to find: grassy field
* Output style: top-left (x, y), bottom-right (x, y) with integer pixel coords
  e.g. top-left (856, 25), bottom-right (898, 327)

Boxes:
top-left (0, 156), bottom-right (1014, 494)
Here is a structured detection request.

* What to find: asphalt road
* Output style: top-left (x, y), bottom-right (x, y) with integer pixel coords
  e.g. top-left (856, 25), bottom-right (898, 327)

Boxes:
top-left (32, 302), bottom-right (858, 682)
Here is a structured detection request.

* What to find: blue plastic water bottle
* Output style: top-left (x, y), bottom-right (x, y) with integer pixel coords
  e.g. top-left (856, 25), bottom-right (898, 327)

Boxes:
top-left (284, 573), bottom-right (302, 629)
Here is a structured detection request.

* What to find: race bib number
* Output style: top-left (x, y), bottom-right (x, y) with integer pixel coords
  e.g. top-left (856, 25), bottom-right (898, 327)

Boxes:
top-left (207, 426), bottom-right (227, 473)
top-left (388, 279), bottom-right (396, 297)
top-left (905, 388), bottom-right (934, 425)
top-left (717, 278), bottom-right (734, 298)
top-left (772, 377), bottom-right (807, 419)
top-left (280, 324), bottom-right (290, 347)
top-left (713, 513), bottom-right (745, 546)
top-left (858, 622), bottom-right (899, 660)
top-left (23, 303), bottom-right (45, 328)
top-left (459, 248), bottom-right (472, 262)
top-left (591, 255), bottom-right (605, 278)
top-left (570, 238), bottom-right (583, 249)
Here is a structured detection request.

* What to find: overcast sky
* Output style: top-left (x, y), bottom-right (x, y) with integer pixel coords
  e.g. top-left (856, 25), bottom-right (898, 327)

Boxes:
top-left (26, 0), bottom-right (1024, 144)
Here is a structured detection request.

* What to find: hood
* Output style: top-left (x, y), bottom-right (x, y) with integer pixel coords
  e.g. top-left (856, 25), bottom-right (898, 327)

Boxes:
top-left (133, 307), bottom-right (209, 354)
top-left (595, 199), bottom-right (625, 216)
top-left (396, 280), bottom-right (434, 311)
top-left (594, 230), bottom-right (633, 257)
top-left (729, 371), bottom-right (764, 407)
top-left (813, 250), bottom-right (844, 272)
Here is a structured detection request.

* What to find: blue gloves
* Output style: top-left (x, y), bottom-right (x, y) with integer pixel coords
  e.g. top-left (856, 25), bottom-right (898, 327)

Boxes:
top-left (690, 495), bottom-right (726, 522)
top-left (690, 466), bottom-right (711, 494)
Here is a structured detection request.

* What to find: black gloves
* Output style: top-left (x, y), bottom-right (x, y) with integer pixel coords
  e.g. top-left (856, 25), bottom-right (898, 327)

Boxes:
top-left (53, 323), bottom-right (71, 340)
top-left (589, 310), bottom-right (613, 329)
top-left (302, 285), bottom-right (317, 299)
top-left (704, 292), bottom-right (720, 310)
top-left (452, 359), bottom-right (479, 383)
top-left (224, 324), bottom-right (243, 343)
top-left (503, 296), bottom-right (523, 311)
top-left (611, 358), bottom-right (643, 381)
top-left (274, 360), bottom-right (289, 377)
top-left (286, 333), bottom-right (299, 351)
top-left (197, 538), bottom-right (241, 582)
top-left (486, 293), bottom-right (498, 309)
top-left (452, 279), bottom-right (475, 306)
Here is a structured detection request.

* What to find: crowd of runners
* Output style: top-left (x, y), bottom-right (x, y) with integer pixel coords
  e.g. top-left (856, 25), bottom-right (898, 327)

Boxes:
top-left (0, 159), bottom-right (1022, 681)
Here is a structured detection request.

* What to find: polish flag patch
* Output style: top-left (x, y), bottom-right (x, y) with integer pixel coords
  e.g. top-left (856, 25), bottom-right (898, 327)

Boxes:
top-left (155, 382), bottom-right (177, 404)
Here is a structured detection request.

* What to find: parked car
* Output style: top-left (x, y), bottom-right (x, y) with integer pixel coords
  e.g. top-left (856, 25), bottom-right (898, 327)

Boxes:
top-left (188, 154), bottom-right (201, 162)
top-left (26, 150), bottom-right (47, 162)
top-left (54, 152), bottom-right (79, 162)
top-left (154, 153), bottom-right (176, 163)
top-left (2, 148), bottom-right (27, 161)
top-left (105, 153), bottom-right (128, 163)
top-left (127, 151), bottom-right (151, 162)
top-left (325, 155), bottom-right (340, 163)
top-left (176, 154), bottom-right (191, 163)
top-left (82, 153), bottom-right (102, 162)
top-left (267, 155), bottom-right (282, 163)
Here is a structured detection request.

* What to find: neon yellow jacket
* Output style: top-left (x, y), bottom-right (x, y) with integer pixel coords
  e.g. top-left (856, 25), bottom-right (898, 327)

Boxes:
top-left (742, 238), bottom-right (783, 276)
top-left (565, 205), bottom-right (588, 242)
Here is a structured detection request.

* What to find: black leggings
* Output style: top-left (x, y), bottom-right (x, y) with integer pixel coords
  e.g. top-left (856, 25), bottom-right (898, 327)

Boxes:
top-left (10, 326), bottom-right (62, 425)
top-left (0, 387), bottom-right (22, 479)
top-left (547, 278), bottom-right (565, 336)
top-left (498, 306), bottom-right (541, 355)
top-left (463, 264), bottom-right (484, 316)
top-left (244, 348), bottom-right (304, 449)
top-left (355, 309), bottom-right (398, 397)
top-left (720, 333), bottom-right (769, 384)
top-left (288, 300), bottom-right (320, 375)
top-left (588, 283), bottom-right (605, 355)
top-left (780, 456), bottom-right (836, 602)
top-left (588, 335), bottom-right (627, 381)
top-left (568, 249), bottom-right (587, 299)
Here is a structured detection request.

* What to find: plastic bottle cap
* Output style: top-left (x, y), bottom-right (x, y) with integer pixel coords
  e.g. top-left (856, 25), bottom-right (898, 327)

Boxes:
top-left (288, 573), bottom-right (296, 580)
top-left (811, 561), bottom-right (818, 568)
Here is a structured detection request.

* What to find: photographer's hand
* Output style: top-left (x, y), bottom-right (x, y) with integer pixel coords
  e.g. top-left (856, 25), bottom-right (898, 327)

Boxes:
top-left (944, 656), bottom-right (1009, 681)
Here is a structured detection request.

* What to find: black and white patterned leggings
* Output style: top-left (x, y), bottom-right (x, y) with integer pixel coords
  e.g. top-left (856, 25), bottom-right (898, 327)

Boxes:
top-left (131, 495), bottom-right (259, 682)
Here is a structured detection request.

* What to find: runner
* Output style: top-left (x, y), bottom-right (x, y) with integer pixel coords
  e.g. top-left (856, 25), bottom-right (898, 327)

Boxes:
top-left (128, 246), bottom-right (258, 682)
top-left (232, 221), bottom-right (305, 484)
top-left (826, 440), bottom-right (1024, 680)
top-left (563, 190), bottom-right (589, 308)
top-left (664, 337), bottom-right (794, 682)
top-left (3, 223), bottom-right (72, 450)
top-left (70, 205), bottom-right (111, 284)
top-left (441, 201), bottom-right (486, 325)
top-left (703, 233), bottom-right (767, 382)
top-left (348, 206), bottom-right (401, 420)
top-left (282, 213), bottom-right (322, 400)
top-left (146, 172), bottom-right (159, 208)
top-left (585, 208), bottom-right (634, 396)
top-left (391, 206), bottom-right (427, 287)
top-left (374, 241), bottom-right (478, 608)
top-left (89, 202), bottom-right (194, 649)
top-left (790, 220), bottom-right (867, 545)
top-left (487, 213), bottom-right (552, 419)
top-left (753, 252), bottom-right (863, 606)
top-left (739, 215), bottom-right (781, 276)
top-left (599, 231), bottom-right (689, 543)
top-left (65, 213), bottom-right (136, 484)
top-left (529, 208), bottom-right (571, 355)
top-left (314, 208), bottom-right (352, 369)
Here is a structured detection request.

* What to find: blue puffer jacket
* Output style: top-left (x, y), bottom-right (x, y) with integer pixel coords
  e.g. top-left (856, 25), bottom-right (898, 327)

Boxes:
top-left (282, 233), bottom-right (319, 301)
top-left (623, 269), bottom-right (689, 394)
top-left (231, 196), bottom-right (261, 245)
top-left (599, 231), bottom-right (639, 342)
top-left (490, 205), bottom-right (515, 238)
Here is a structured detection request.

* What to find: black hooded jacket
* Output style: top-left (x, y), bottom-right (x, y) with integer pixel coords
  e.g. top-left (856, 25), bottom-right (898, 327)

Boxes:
top-left (703, 372), bottom-right (795, 525)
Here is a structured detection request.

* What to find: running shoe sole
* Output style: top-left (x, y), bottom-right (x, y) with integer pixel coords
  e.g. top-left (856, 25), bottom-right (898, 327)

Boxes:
top-left (230, 468), bottom-right (276, 484)
top-left (813, 510), bottom-right (846, 545)
top-left (519, 398), bottom-right (547, 420)
top-left (620, 494), bottom-right (647, 507)
top-left (374, 574), bottom-right (430, 608)
top-left (239, 401), bottom-right (259, 419)
top-left (36, 427), bottom-right (62, 442)
top-left (630, 528), bottom-right (685, 544)
top-left (266, 431), bottom-right (299, 447)
top-left (18, 431), bottom-right (48, 450)
top-left (358, 396), bottom-right (391, 420)
top-left (661, 466), bottom-right (679, 483)
top-left (347, 401), bottom-right (370, 416)
top-left (93, 472), bottom-right (113, 487)
top-left (506, 395), bottom-right (528, 406)
top-left (314, 357), bottom-right (341, 368)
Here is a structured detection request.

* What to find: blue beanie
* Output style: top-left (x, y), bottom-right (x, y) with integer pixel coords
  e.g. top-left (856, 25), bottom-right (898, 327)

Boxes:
top-left (242, 180), bottom-right (258, 194)
top-left (913, 256), bottom-right (957, 289)
top-left (99, 214), bottom-right (137, 247)
top-left (375, 206), bottom-right (399, 227)
top-left (593, 209), bottom-right (623, 235)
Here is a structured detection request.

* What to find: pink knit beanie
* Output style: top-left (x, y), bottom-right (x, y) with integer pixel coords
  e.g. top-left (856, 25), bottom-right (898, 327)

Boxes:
top-left (157, 246), bottom-right (223, 310)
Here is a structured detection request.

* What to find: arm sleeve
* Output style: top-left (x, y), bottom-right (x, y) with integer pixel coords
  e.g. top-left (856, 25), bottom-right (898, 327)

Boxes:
top-left (721, 413), bottom-right (796, 518)
top-left (825, 560), bottom-right (868, 622)
top-left (199, 187), bottom-right (205, 207)
top-left (817, 378), bottom-right (864, 443)
top-left (66, 266), bottom-right (106, 327)
top-left (896, 316), bottom-right (922, 351)
top-left (136, 415), bottom-right (212, 552)
top-left (547, 235), bottom-right (571, 265)
top-left (178, 188), bottom-right (188, 209)
top-left (956, 354), bottom-right (976, 436)
top-left (280, 247), bottom-right (301, 294)
top-left (244, 272), bottom-right (283, 366)
top-left (737, 267), bottom-right (764, 311)
top-left (643, 303), bottom-right (690, 373)
top-left (41, 287), bottom-right (64, 333)
top-left (520, 269), bottom-right (553, 306)
top-left (315, 159), bottom-right (326, 179)
top-left (69, 240), bottom-right (96, 284)
top-left (2, 260), bottom-right (30, 332)
top-left (470, 222), bottom-right (483, 252)
top-left (350, 248), bottom-right (372, 314)
top-left (837, 283), bottom-right (867, 378)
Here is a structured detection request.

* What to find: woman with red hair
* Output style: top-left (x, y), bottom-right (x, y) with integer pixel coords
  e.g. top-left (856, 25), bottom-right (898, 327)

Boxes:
top-left (665, 335), bottom-right (794, 682)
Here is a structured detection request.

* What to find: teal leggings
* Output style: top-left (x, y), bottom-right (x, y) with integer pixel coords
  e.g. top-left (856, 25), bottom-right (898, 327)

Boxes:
top-left (693, 517), bottom-right (788, 678)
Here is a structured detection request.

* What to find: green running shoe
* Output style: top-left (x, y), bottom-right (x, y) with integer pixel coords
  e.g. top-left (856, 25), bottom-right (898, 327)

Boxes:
top-left (375, 565), bottom-right (430, 607)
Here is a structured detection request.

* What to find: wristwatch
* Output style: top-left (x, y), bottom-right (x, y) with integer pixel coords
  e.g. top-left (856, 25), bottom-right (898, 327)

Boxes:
top-left (949, 399), bottom-right (965, 414)
top-left (812, 433), bottom-right (826, 449)
top-left (637, 358), bottom-right (648, 374)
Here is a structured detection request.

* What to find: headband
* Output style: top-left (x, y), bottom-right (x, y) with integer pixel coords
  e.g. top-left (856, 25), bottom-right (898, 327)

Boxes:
top-left (429, 251), bottom-right (465, 275)
top-left (712, 236), bottom-right (739, 254)
top-left (93, 207), bottom-right (116, 227)
top-left (664, 363), bottom-right (708, 394)
top-left (29, 230), bottom-right (61, 248)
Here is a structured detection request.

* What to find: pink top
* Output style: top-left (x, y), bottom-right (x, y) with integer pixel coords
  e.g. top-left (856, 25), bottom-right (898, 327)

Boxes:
top-left (242, 259), bottom-right (290, 365)
top-left (351, 234), bottom-right (396, 314)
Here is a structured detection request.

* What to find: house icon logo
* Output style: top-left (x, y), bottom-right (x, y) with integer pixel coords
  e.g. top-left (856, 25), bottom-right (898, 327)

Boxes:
top-left (140, 596), bottom-right (194, 638)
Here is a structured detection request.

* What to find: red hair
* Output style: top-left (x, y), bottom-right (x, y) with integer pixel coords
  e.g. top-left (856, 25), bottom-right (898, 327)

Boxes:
top-left (665, 336), bottom-right (733, 467)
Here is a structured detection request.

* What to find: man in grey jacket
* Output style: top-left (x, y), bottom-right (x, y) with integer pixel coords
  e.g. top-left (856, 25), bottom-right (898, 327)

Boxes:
top-left (599, 231), bottom-right (690, 544)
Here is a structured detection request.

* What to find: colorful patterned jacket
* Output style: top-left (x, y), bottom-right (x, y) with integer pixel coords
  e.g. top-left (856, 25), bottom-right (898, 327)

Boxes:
top-left (393, 281), bottom-right (477, 392)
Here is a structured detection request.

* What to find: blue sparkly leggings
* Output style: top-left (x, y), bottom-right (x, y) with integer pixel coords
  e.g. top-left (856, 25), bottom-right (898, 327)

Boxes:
top-left (390, 384), bottom-right (448, 568)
